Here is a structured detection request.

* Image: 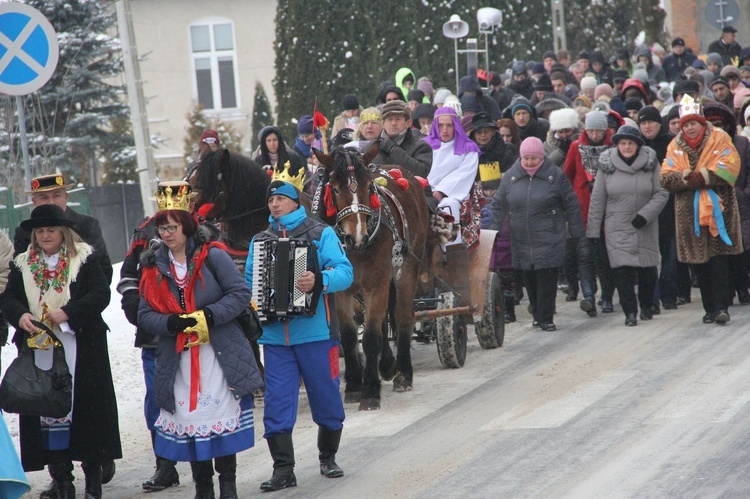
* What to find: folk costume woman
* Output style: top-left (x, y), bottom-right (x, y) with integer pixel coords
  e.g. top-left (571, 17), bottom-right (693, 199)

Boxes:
top-left (661, 94), bottom-right (742, 324)
top-left (0, 204), bottom-right (121, 499)
top-left (137, 182), bottom-right (262, 498)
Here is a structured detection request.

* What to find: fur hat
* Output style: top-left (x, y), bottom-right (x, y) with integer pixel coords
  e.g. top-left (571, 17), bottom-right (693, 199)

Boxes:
top-left (341, 94), bottom-right (359, 111)
top-left (549, 108), bottom-right (580, 131)
top-left (585, 110), bottom-right (609, 130)
top-left (611, 125), bottom-right (644, 146)
top-left (381, 99), bottom-right (411, 120)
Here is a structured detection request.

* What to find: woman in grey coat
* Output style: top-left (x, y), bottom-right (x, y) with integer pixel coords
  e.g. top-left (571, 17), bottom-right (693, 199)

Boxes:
top-left (490, 137), bottom-right (585, 331)
top-left (586, 126), bottom-right (668, 326)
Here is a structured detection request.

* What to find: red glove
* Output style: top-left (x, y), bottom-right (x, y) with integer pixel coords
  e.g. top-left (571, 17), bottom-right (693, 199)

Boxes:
top-left (686, 171), bottom-right (706, 190)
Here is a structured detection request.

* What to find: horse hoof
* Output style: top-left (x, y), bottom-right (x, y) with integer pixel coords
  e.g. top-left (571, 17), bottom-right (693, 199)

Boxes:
top-left (344, 391), bottom-right (361, 404)
top-left (359, 398), bottom-right (381, 411)
top-left (392, 373), bottom-right (413, 392)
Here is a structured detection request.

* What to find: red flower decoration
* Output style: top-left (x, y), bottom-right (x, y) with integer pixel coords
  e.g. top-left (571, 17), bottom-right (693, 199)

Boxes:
top-left (388, 169), bottom-right (402, 180)
top-left (31, 179), bottom-right (40, 190)
top-left (396, 178), bottom-right (409, 190)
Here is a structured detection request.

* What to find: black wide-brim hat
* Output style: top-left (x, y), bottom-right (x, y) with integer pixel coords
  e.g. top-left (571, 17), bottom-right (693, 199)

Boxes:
top-left (20, 204), bottom-right (77, 232)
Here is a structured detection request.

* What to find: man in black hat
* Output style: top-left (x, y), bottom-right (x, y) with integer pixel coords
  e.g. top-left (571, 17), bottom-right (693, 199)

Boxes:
top-left (14, 174), bottom-right (111, 284)
top-left (708, 25), bottom-right (743, 66)
top-left (663, 38), bottom-right (697, 81)
top-left (370, 100), bottom-right (433, 176)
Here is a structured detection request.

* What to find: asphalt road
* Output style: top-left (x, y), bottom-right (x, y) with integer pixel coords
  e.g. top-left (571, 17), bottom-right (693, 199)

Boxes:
top-left (13, 292), bottom-right (750, 498)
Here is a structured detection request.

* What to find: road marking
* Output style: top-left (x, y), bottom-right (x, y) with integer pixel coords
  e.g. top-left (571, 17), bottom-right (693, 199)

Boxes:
top-left (479, 371), bottom-right (637, 430)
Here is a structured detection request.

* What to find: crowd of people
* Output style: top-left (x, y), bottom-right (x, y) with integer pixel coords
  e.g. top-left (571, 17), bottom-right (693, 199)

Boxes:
top-left (1, 25), bottom-right (750, 499)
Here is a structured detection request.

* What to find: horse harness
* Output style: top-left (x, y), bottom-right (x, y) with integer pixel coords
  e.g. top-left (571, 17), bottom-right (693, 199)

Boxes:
top-left (311, 152), bottom-right (410, 281)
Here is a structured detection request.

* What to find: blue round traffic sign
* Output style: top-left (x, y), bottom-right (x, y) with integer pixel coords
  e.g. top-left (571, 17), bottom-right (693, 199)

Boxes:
top-left (0, 3), bottom-right (59, 96)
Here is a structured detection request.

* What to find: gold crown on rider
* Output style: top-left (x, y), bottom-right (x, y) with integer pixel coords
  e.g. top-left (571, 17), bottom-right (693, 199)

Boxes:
top-left (678, 93), bottom-right (702, 120)
top-left (155, 181), bottom-right (192, 212)
top-left (271, 160), bottom-right (305, 192)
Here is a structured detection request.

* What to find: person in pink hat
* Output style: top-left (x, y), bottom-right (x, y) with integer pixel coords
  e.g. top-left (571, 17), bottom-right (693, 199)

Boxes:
top-left (489, 137), bottom-right (585, 331)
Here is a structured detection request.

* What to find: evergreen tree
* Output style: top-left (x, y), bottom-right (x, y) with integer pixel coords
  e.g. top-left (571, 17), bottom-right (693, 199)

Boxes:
top-left (183, 103), bottom-right (244, 167)
top-left (251, 82), bottom-right (273, 151)
top-left (101, 117), bottom-right (137, 185)
top-left (0, 0), bottom-right (131, 197)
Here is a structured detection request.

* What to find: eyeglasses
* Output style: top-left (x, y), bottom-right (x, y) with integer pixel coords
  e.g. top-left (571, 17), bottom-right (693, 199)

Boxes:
top-left (156, 224), bottom-right (181, 234)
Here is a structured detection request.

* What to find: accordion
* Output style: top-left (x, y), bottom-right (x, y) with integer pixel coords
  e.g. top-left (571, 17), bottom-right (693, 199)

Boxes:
top-left (250, 238), bottom-right (320, 322)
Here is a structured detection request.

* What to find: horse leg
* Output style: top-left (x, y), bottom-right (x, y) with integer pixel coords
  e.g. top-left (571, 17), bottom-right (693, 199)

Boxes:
top-left (392, 263), bottom-right (419, 392)
top-left (359, 289), bottom-right (389, 411)
top-left (338, 293), bottom-right (363, 404)
top-left (378, 281), bottom-right (397, 381)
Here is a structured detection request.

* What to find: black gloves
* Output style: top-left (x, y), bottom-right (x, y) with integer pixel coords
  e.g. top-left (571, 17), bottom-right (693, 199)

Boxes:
top-left (121, 291), bottom-right (140, 326)
top-left (379, 137), bottom-right (397, 155)
top-left (686, 171), bottom-right (706, 190)
top-left (631, 215), bottom-right (647, 229)
top-left (167, 314), bottom-right (197, 333)
top-left (203, 307), bottom-right (215, 327)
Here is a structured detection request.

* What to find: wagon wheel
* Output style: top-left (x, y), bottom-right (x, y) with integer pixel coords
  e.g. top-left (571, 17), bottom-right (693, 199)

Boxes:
top-left (475, 272), bottom-right (505, 349)
top-left (436, 292), bottom-right (467, 368)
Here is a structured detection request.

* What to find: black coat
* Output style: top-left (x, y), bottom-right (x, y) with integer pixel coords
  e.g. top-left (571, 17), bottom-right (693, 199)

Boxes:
top-left (0, 251), bottom-right (121, 471)
top-left (645, 130), bottom-right (677, 239)
top-left (371, 128), bottom-right (433, 177)
top-left (13, 207), bottom-right (112, 284)
top-left (707, 39), bottom-right (743, 66)
top-left (518, 117), bottom-right (550, 142)
top-left (662, 52), bottom-right (697, 82)
top-left (476, 133), bottom-right (519, 189)
top-left (733, 136), bottom-right (750, 249)
top-left (489, 158), bottom-right (584, 270)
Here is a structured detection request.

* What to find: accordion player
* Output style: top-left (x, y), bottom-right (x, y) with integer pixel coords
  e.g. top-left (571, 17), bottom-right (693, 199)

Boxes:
top-left (250, 238), bottom-right (322, 322)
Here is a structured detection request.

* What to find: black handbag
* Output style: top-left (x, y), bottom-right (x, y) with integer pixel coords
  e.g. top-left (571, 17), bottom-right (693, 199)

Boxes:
top-left (0, 322), bottom-right (73, 418)
top-left (237, 306), bottom-right (263, 343)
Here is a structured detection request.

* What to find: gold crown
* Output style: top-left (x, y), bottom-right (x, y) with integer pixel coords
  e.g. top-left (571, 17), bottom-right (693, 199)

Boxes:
top-left (155, 182), bottom-right (192, 212)
top-left (271, 160), bottom-right (305, 192)
top-left (678, 93), bottom-right (702, 119)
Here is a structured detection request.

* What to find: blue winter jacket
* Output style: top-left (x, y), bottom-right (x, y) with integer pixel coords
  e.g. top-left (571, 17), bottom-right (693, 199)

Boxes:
top-left (245, 206), bottom-right (353, 346)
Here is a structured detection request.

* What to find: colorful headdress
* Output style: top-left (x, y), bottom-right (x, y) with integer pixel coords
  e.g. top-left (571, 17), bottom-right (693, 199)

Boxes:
top-left (155, 181), bottom-right (192, 212)
top-left (678, 94), bottom-right (706, 128)
top-left (271, 160), bottom-right (306, 192)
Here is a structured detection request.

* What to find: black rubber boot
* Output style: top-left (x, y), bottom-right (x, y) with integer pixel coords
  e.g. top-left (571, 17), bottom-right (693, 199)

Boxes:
top-left (260, 434), bottom-right (297, 491)
top-left (101, 459), bottom-right (116, 485)
top-left (215, 454), bottom-right (238, 499)
top-left (503, 294), bottom-right (516, 323)
top-left (318, 427), bottom-right (344, 478)
top-left (82, 461), bottom-right (102, 499)
top-left (48, 458), bottom-right (75, 499)
top-left (190, 460), bottom-right (215, 499)
top-left (39, 479), bottom-right (58, 499)
top-left (142, 457), bottom-right (180, 491)
top-left (579, 280), bottom-right (598, 317)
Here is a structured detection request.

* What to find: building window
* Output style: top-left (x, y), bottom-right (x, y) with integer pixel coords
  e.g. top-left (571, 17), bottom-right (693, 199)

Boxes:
top-left (189, 21), bottom-right (238, 110)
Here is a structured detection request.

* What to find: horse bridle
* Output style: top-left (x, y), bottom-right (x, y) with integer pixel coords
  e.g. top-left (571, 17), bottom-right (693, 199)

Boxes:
top-left (334, 151), bottom-right (379, 226)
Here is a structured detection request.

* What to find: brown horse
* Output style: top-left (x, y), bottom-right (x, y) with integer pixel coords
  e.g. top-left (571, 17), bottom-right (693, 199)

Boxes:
top-left (314, 144), bottom-right (429, 410)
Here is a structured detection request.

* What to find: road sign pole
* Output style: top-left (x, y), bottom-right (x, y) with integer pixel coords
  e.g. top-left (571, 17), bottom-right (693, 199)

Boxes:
top-left (16, 95), bottom-right (31, 198)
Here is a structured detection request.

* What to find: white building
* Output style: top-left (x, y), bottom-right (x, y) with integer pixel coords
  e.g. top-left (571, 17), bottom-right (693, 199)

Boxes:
top-left (129, 0), bottom-right (277, 179)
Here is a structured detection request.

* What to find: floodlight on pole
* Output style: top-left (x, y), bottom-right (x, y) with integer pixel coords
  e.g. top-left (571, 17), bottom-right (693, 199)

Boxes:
top-left (443, 14), bottom-right (469, 94)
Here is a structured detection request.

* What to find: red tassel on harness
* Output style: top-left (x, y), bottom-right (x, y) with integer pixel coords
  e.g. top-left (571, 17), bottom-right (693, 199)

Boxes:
top-left (197, 203), bottom-right (214, 219)
top-left (414, 176), bottom-right (429, 189)
top-left (396, 177), bottom-right (409, 190)
top-left (323, 184), bottom-right (336, 217)
top-left (370, 192), bottom-right (380, 208)
top-left (388, 168), bottom-right (402, 180)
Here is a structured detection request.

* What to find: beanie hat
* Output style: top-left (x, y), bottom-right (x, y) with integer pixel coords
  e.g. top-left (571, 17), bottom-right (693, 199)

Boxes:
top-left (611, 125), bottom-right (644, 146)
top-left (266, 180), bottom-right (300, 202)
top-left (381, 99), bottom-right (411, 119)
top-left (412, 103), bottom-right (436, 122)
top-left (341, 94), bottom-right (359, 111)
top-left (594, 83), bottom-right (614, 101)
top-left (720, 65), bottom-right (740, 79)
top-left (407, 89), bottom-right (425, 103)
top-left (632, 68), bottom-right (649, 84)
top-left (549, 108), bottom-right (580, 131)
top-left (734, 88), bottom-right (750, 111)
top-left (297, 115), bottom-right (314, 135)
top-left (511, 101), bottom-right (534, 117)
top-left (710, 76), bottom-right (729, 89)
top-left (460, 114), bottom-right (474, 134)
top-left (691, 58), bottom-right (707, 70)
top-left (624, 97), bottom-right (644, 111)
top-left (580, 76), bottom-right (597, 90)
top-left (532, 62), bottom-right (546, 75)
top-left (673, 79), bottom-right (700, 99)
top-left (666, 103), bottom-right (681, 122)
top-left (615, 47), bottom-right (630, 61)
top-left (705, 52), bottom-right (723, 67)
top-left (577, 50), bottom-right (590, 61)
top-left (613, 70), bottom-right (629, 83)
top-left (592, 101), bottom-right (611, 113)
top-left (533, 73), bottom-right (553, 92)
top-left (519, 136), bottom-right (545, 159)
top-left (443, 95), bottom-right (463, 117)
top-left (434, 88), bottom-right (452, 105)
top-left (637, 105), bottom-right (662, 124)
top-left (417, 80), bottom-right (435, 98)
top-left (542, 51), bottom-right (557, 62)
top-left (200, 129), bottom-right (220, 145)
top-left (511, 61), bottom-right (527, 76)
top-left (573, 95), bottom-right (593, 109)
top-left (585, 110), bottom-right (608, 130)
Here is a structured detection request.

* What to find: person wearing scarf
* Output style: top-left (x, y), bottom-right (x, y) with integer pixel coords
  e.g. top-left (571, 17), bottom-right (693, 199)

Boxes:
top-left (0, 204), bottom-right (121, 499)
top-left (424, 106), bottom-right (481, 245)
top-left (661, 94), bottom-right (742, 325)
top-left (587, 126), bottom-right (668, 326)
top-left (489, 137), bottom-right (585, 331)
top-left (138, 182), bottom-right (261, 498)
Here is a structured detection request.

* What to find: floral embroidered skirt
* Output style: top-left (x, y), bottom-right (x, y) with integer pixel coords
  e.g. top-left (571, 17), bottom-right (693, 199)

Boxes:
top-left (154, 345), bottom-right (254, 462)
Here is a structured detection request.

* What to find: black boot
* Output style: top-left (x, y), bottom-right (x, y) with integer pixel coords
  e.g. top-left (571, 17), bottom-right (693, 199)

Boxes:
top-left (39, 480), bottom-right (58, 499)
top-left (503, 295), bottom-right (516, 323)
top-left (318, 427), bottom-right (344, 478)
top-left (260, 434), bottom-right (297, 491)
top-left (601, 298), bottom-right (614, 313)
top-left (101, 459), bottom-right (116, 485)
top-left (579, 280), bottom-right (598, 317)
top-left (215, 454), bottom-right (238, 499)
top-left (142, 457), bottom-right (180, 491)
top-left (48, 459), bottom-right (75, 499)
top-left (190, 460), bottom-right (215, 499)
top-left (625, 312), bottom-right (638, 326)
top-left (82, 461), bottom-right (102, 499)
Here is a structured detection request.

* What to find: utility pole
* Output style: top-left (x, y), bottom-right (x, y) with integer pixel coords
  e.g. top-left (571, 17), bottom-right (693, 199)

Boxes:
top-left (551, 0), bottom-right (567, 52)
top-left (115, 0), bottom-right (157, 216)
